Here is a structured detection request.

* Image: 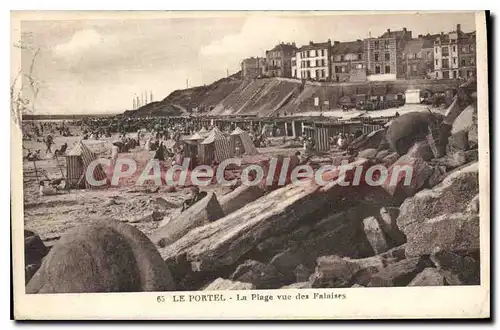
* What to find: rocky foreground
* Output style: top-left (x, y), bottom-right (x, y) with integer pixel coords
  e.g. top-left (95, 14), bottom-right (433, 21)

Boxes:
top-left (24, 107), bottom-right (482, 292)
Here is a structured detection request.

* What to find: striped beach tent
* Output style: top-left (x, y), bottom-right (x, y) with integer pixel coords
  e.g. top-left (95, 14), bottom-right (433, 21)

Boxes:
top-left (199, 127), bottom-right (231, 165)
top-left (315, 127), bottom-right (330, 152)
top-left (230, 127), bottom-right (258, 156)
top-left (66, 141), bottom-right (107, 189)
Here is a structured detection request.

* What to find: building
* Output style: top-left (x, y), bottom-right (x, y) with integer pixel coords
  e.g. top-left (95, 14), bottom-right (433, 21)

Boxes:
top-left (402, 34), bottom-right (436, 79)
top-left (264, 42), bottom-right (297, 78)
top-left (292, 40), bottom-right (332, 81)
top-left (241, 57), bottom-right (266, 79)
top-left (433, 24), bottom-right (476, 79)
top-left (330, 40), bottom-right (366, 82)
top-left (364, 28), bottom-right (413, 80)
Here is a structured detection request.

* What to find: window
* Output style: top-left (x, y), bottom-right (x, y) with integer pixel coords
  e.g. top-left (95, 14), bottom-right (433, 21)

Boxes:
top-left (335, 66), bottom-right (339, 73)
top-left (374, 41), bottom-right (379, 49)
top-left (470, 57), bottom-right (475, 65)
top-left (322, 59), bottom-right (326, 66)
top-left (309, 50), bottom-right (314, 57)
top-left (412, 64), bottom-right (417, 72)
top-left (321, 69), bottom-right (326, 78)
top-left (442, 59), bottom-right (449, 69)
top-left (435, 71), bottom-right (439, 78)
top-left (321, 49), bottom-right (325, 56)
top-left (315, 50), bottom-right (319, 57)
top-left (385, 65), bottom-right (391, 74)
top-left (307, 71), bottom-right (311, 79)
top-left (459, 70), bottom-right (463, 78)
top-left (469, 45), bottom-right (474, 52)
top-left (385, 53), bottom-right (390, 61)
top-left (355, 63), bottom-right (364, 69)
top-left (435, 59), bottom-right (438, 66)
top-left (461, 59), bottom-right (466, 66)
top-left (443, 71), bottom-right (450, 79)
top-left (358, 53), bottom-right (362, 60)
top-left (453, 57), bottom-right (457, 65)
top-left (374, 53), bottom-right (379, 61)
top-left (316, 69), bottom-right (320, 77)
top-left (375, 65), bottom-right (381, 74)
top-left (442, 46), bottom-right (449, 56)
top-left (468, 70), bottom-right (474, 77)
top-left (384, 40), bottom-right (390, 49)
top-left (427, 52), bottom-right (432, 60)
top-left (308, 60), bottom-right (311, 68)
top-left (341, 66), bottom-right (346, 73)
top-left (340, 55), bottom-right (344, 61)
top-left (435, 47), bottom-right (438, 54)
top-left (453, 71), bottom-right (457, 79)
top-left (452, 45), bottom-right (456, 52)
top-left (316, 60), bottom-right (320, 67)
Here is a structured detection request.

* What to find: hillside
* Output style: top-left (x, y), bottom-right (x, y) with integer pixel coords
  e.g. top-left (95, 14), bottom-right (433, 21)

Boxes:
top-left (124, 73), bottom-right (461, 118)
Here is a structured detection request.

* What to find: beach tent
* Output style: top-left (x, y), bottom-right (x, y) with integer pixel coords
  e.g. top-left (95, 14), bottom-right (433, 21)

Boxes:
top-left (198, 127), bottom-right (210, 138)
top-left (198, 127), bottom-right (231, 165)
top-left (66, 141), bottom-right (107, 189)
top-left (230, 127), bottom-right (258, 156)
top-left (182, 132), bottom-right (205, 169)
top-left (405, 89), bottom-right (421, 104)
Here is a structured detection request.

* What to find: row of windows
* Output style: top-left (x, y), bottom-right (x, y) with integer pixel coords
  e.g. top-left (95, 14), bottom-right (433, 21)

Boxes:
top-left (300, 59), bottom-right (327, 68)
top-left (436, 44), bottom-right (475, 55)
top-left (373, 52), bottom-right (391, 62)
top-left (435, 57), bottom-right (476, 67)
top-left (437, 70), bottom-right (475, 79)
top-left (333, 54), bottom-right (363, 61)
top-left (373, 40), bottom-right (391, 49)
top-left (299, 49), bottom-right (327, 58)
top-left (405, 51), bottom-right (433, 60)
top-left (374, 64), bottom-right (392, 74)
top-left (299, 69), bottom-right (327, 79)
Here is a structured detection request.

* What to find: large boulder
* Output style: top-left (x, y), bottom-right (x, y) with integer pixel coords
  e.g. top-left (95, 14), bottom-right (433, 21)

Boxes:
top-left (430, 248), bottom-right (480, 285)
top-left (204, 278), bottom-right (255, 290)
top-left (218, 184), bottom-right (266, 216)
top-left (408, 267), bottom-right (446, 286)
top-left (367, 257), bottom-right (430, 287)
top-left (229, 260), bottom-right (290, 289)
top-left (26, 220), bottom-right (176, 293)
top-left (309, 254), bottom-right (391, 288)
top-left (150, 191), bottom-right (224, 248)
top-left (24, 230), bottom-right (50, 283)
top-left (382, 155), bottom-right (433, 199)
top-left (386, 111), bottom-right (443, 155)
top-left (396, 162), bottom-right (479, 258)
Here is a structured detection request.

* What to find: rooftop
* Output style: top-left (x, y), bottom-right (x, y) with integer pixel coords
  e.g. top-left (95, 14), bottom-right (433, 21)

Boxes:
top-left (297, 40), bottom-right (331, 52)
top-left (331, 40), bottom-right (364, 55)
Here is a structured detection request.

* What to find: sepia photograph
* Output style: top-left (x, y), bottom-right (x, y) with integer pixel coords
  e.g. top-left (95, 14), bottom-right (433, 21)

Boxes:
top-left (11, 10), bottom-right (490, 319)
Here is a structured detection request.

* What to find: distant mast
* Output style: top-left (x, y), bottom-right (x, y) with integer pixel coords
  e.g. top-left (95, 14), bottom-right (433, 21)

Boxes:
top-left (133, 95), bottom-right (136, 110)
top-left (150, 90), bottom-right (153, 103)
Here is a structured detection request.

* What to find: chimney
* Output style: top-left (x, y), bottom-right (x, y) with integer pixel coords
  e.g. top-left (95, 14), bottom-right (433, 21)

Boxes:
top-left (457, 24), bottom-right (461, 32)
top-left (441, 32), bottom-right (444, 36)
top-left (334, 41), bottom-right (340, 45)
top-left (418, 34), bottom-right (422, 38)
top-left (403, 27), bottom-right (407, 32)
top-left (387, 28), bottom-right (391, 33)
top-left (309, 41), bottom-right (313, 45)
top-left (356, 39), bottom-right (361, 42)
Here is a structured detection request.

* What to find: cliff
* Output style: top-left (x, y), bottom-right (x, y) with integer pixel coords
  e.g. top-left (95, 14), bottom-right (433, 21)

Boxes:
top-left (124, 74), bottom-right (461, 118)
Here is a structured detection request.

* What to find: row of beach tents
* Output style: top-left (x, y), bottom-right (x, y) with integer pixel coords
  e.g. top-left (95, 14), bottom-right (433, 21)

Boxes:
top-left (182, 126), bottom-right (258, 166)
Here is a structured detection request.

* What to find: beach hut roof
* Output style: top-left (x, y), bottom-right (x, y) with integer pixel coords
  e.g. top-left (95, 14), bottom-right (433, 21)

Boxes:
top-left (188, 132), bottom-right (204, 140)
top-left (201, 127), bottom-right (227, 145)
top-left (67, 141), bottom-right (94, 156)
top-left (230, 127), bottom-right (246, 135)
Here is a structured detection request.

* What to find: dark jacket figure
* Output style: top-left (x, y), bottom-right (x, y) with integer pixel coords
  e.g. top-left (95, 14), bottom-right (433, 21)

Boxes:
top-left (154, 142), bottom-right (165, 161)
top-left (181, 186), bottom-right (207, 212)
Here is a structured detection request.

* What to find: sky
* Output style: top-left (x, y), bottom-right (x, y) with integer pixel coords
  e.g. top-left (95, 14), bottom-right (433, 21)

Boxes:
top-left (16, 11), bottom-right (477, 115)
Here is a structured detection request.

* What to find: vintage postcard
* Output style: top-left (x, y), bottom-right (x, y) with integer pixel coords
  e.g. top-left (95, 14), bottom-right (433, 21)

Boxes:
top-left (11, 10), bottom-right (490, 320)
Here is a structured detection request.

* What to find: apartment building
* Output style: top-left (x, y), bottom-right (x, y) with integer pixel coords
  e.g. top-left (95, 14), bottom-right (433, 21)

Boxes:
top-left (330, 40), bottom-right (366, 82)
top-left (264, 42), bottom-right (297, 78)
top-left (364, 28), bottom-right (413, 80)
top-left (241, 57), bottom-right (266, 79)
top-left (434, 24), bottom-right (476, 79)
top-left (292, 40), bottom-right (332, 81)
top-left (402, 35), bottom-right (436, 79)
